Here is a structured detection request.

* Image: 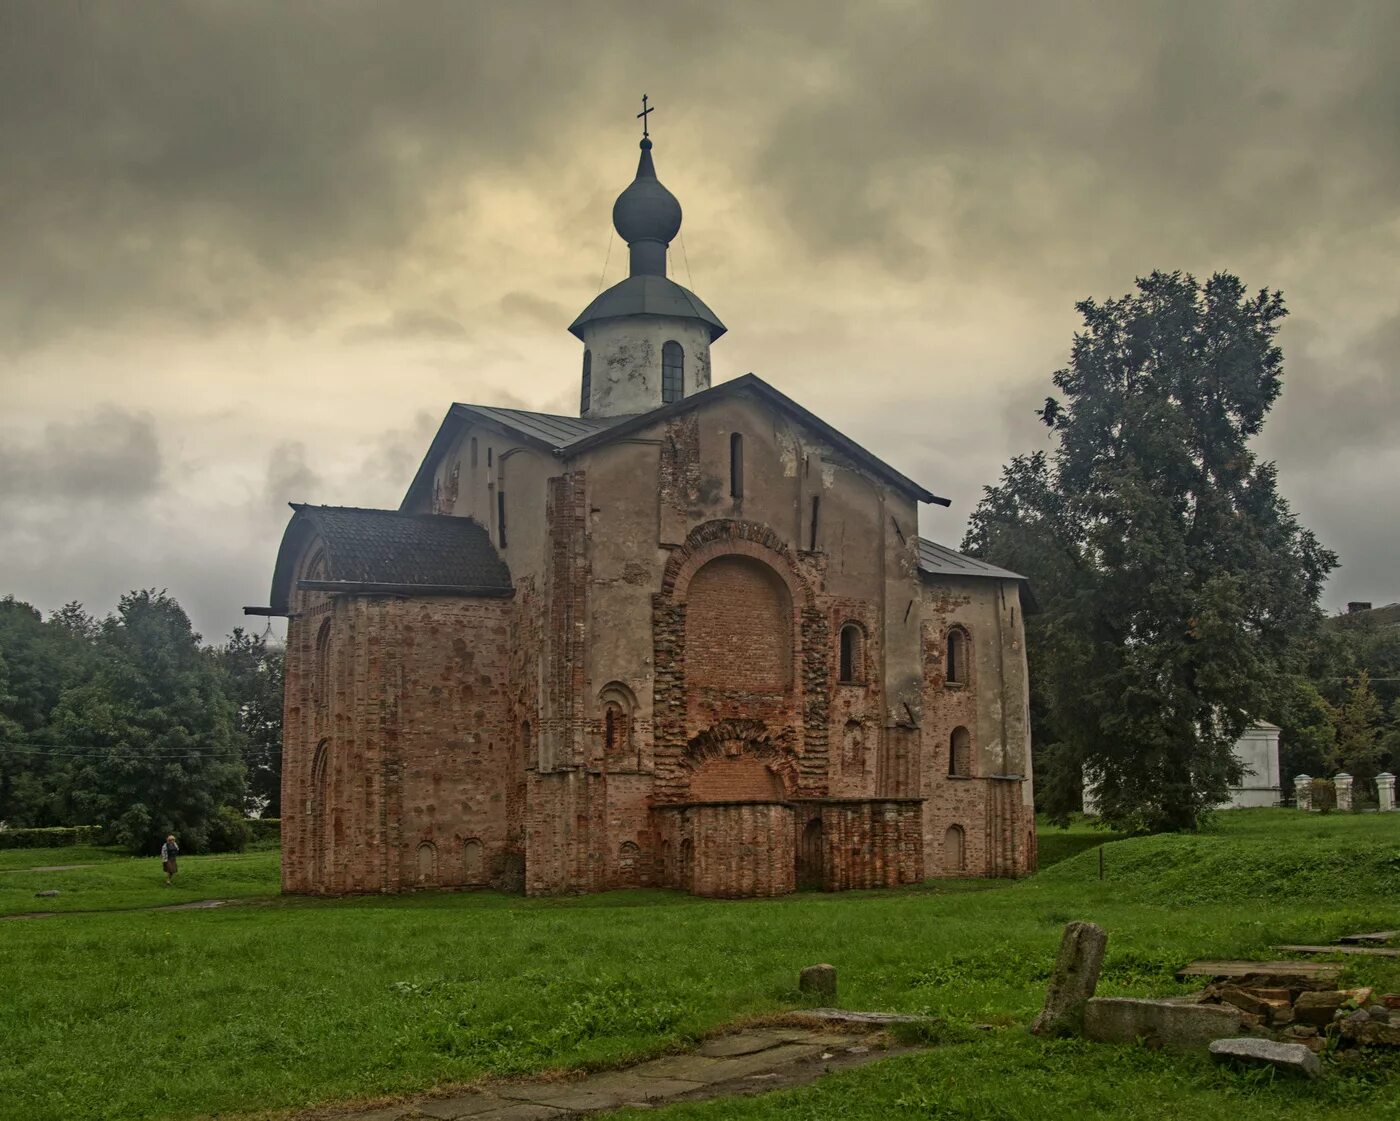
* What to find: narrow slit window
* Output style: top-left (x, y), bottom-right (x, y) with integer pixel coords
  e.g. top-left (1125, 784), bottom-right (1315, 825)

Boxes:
top-left (470, 438), bottom-right (478, 468)
top-left (809, 495), bottom-right (820, 551)
top-left (662, 341), bottom-right (684, 404)
top-left (497, 490), bottom-right (507, 548)
top-left (729, 432), bottom-right (744, 498)
top-left (581, 350), bottom-right (592, 415)
top-left (838, 624), bottom-right (862, 684)
top-left (946, 628), bottom-right (968, 685)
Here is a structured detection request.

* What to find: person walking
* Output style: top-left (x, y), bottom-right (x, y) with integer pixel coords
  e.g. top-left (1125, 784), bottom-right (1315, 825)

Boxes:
top-left (160, 835), bottom-right (179, 885)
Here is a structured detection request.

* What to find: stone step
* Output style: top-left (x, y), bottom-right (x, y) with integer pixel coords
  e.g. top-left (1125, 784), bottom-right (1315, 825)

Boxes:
top-left (1275, 944), bottom-right (1400, 958)
top-left (1338, 930), bottom-right (1399, 945)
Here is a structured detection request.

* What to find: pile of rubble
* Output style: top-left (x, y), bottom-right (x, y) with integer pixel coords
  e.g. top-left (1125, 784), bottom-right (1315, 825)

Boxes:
top-left (1031, 921), bottom-right (1400, 1079)
top-left (1191, 976), bottom-right (1400, 1052)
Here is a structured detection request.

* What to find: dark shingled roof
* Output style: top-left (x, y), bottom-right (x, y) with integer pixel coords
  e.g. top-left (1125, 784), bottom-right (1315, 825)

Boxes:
top-left (569, 274), bottom-right (726, 341)
top-left (263, 505), bottom-right (511, 613)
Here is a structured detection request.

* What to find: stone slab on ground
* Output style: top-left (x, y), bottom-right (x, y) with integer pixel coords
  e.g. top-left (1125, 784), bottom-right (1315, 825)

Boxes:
top-left (779, 1008), bottom-right (928, 1027)
top-left (1275, 944), bottom-right (1400, 958)
top-left (301, 1025), bottom-right (908, 1121)
top-left (1340, 1018), bottom-right (1400, 1047)
top-left (1208, 1038), bottom-right (1321, 1078)
top-left (1176, 960), bottom-right (1342, 984)
top-left (1338, 931), bottom-right (1399, 945)
top-left (1083, 998), bottom-right (1245, 1047)
top-left (1293, 991), bottom-right (1351, 1026)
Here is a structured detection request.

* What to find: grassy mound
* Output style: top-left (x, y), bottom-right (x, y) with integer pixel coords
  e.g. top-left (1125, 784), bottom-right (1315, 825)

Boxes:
top-left (1034, 809), bottom-right (1400, 904)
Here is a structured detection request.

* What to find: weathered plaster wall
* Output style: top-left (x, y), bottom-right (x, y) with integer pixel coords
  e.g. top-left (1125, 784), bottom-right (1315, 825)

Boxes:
top-left (581, 315), bottom-right (713, 416)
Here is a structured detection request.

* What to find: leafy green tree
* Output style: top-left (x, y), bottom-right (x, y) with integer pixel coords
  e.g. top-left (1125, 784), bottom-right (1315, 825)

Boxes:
top-left (964, 271), bottom-right (1335, 831)
top-left (1324, 671), bottom-right (1386, 787)
top-left (215, 627), bottom-right (284, 817)
top-left (50, 590), bottom-right (244, 852)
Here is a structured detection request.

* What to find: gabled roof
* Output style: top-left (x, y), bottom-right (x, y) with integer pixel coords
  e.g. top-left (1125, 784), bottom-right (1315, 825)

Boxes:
top-left (260, 505), bottom-right (511, 615)
top-left (402, 373), bottom-right (948, 510)
top-left (916, 537), bottom-right (1038, 611)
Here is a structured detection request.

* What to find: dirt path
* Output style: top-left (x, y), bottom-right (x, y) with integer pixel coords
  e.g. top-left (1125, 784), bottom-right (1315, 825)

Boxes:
top-left (1, 897), bottom-right (272, 921)
top-left (299, 1017), bottom-right (923, 1121)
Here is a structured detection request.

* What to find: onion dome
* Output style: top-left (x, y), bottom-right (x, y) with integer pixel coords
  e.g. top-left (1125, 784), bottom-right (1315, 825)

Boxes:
top-left (611, 139), bottom-right (682, 276)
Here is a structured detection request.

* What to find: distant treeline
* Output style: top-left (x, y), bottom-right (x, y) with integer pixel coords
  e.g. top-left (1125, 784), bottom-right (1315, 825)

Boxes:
top-left (0, 592), bottom-right (283, 853)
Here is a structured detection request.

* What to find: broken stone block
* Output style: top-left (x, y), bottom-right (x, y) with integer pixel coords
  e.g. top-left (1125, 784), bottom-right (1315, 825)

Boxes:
top-left (1209, 1037), bottom-right (1321, 1079)
top-left (1384, 994), bottom-right (1400, 1010)
top-left (1030, 920), bottom-right (1108, 1037)
top-left (799, 964), bottom-right (837, 1000)
top-left (34, 890), bottom-right (59, 898)
top-left (1082, 998), bottom-right (1244, 1047)
top-left (1294, 991), bottom-right (1349, 1026)
top-left (1217, 986), bottom-right (1270, 1016)
top-left (1340, 1019), bottom-right (1400, 1047)
top-left (1366, 1005), bottom-right (1391, 1023)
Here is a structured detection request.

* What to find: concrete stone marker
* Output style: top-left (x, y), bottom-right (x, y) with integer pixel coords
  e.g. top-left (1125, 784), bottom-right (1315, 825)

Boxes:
top-left (799, 964), bottom-right (837, 1000)
top-left (1209, 1037), bottom-right (1321, 1079)
top-left (1031, 920), bottom-right (1107, 1037)
top-left (34, 890), bottom-right (59, 898)
top-left (1083, 998), bottom-right (1244, 1047)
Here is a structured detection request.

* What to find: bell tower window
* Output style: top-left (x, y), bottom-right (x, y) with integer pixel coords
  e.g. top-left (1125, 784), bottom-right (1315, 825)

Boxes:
top-left (662, 341), bottom-right (684, 404)
top-left (581, 350), bottom-right (592, 415)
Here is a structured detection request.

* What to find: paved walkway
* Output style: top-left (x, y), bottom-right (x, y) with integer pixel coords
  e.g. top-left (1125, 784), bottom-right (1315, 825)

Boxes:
top-left (317, 1019), bottom-right (920, 1121)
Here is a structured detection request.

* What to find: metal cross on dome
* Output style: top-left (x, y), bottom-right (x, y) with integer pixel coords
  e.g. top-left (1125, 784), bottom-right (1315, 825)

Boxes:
top-left (637, 94), bottom-right (655, 139)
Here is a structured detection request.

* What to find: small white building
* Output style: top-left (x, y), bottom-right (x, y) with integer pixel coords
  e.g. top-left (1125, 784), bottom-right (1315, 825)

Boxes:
top-left (1083, 721), bottom-right (1282, 813)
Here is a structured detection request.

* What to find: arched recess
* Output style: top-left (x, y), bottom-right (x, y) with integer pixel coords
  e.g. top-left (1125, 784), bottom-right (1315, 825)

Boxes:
top-left (949, 726), bottom-right (972, 777)
top-left (417, 841), bottom-right (438, 886)
top-left (946, 626), bottom-right (971, 686)
top-left (598, 681), bottom-right (639, 765)
top-left (680, 719), bottom-right (799, 801)
top-left (313, 618), bottom-right (333, 719)
top-left (310, 738), bottom-right (331, 885)
top-left (462, 838), bottom-right (485, 884)
top-left (943, 824), bottom-right (966, 873)
top-left (841, 720), bottom-right (866, 773)
top-left (684, 555), bottom-right (794, 694)
top-left (618, 840), bottom-right (641, 886)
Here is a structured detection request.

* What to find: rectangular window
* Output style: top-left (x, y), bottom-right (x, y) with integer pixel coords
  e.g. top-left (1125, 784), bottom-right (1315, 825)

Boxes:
top-left (497, 491), bottom-right (507, 548)
top-left (809, 496), bottom-right (820, 551)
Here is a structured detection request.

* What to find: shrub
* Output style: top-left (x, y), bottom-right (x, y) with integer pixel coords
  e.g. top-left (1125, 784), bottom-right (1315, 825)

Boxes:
top-left (0, 825), bottom-right (103, 850)
top-left (1310, 777), bottom-right (1337, 813)
top-left (247, 817), bottom-right (280, 843)
top-left (205, 807), bottom-right (252, 853)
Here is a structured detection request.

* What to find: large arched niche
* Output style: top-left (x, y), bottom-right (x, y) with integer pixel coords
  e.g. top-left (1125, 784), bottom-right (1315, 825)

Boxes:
top-left (683, 554), bottom-right (794, 694)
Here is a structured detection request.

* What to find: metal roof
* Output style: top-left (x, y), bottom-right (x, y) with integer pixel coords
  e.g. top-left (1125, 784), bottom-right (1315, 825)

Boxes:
top-left (455, 405), bottom-right (623, 449)
top-left (916, 537), bottom-right (1027, 582)
top-left (568, 274), bottom-right (726, 341)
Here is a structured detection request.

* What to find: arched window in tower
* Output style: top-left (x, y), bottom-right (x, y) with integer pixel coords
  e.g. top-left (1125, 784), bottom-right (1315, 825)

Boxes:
top-left (314, 618), bottom-right (332, 715)
top-left (838, 623), bottom-right (863, 684)
top-left (729, 432), bottom-right (744, 498)
top-left (662, 341), bottom-right (684, 403)
top-left (946, 627), bottom-right (970, 686)
top-left (580, 350), bottom-right (592, 415)
top-left (949, 726), bottom-right (972, 777)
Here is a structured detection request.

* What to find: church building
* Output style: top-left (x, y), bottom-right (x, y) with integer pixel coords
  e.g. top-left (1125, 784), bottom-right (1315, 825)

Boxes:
top-left (251, 126), bottom-right (1037, 898)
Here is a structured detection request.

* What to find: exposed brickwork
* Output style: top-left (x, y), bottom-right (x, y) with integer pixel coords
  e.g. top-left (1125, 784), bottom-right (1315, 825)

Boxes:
top-left (278, 394), bottom-right (1035, 900)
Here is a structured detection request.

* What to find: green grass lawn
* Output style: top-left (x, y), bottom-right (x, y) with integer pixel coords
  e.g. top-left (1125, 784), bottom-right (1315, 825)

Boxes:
top-left (0, 846), bottom-right (280, 915)
top-left (1, 810), bottom-right (1398, 1121)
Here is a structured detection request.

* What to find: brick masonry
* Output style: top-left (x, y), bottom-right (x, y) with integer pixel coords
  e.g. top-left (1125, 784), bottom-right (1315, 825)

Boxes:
top-left (278, 393), bottom-right (1035, 898)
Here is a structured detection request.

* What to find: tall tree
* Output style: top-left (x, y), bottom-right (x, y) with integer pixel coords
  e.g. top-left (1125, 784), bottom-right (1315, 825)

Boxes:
top-left (965, 271), bottom-right (1335, 831)
top-left (50, 590), bottom-right (244, 852)
top-left (215, 627), bottom-right (284, 816)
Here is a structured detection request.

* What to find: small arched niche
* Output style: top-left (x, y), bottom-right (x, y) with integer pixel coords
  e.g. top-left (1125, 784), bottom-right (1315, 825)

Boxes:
top-left (949, 726), bottom-right (972, 777)
top-left (838, 622), bottom-right (865, 684)
top-left (598, 682), bottom-right (639, 764)
top-left (417, 840), bottom-right (438, 885)
top-left (946, 626), bottom-right (971, 686)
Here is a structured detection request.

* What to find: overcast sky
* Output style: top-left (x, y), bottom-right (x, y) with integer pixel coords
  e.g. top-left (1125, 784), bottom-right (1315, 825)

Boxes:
top-left (2, 1), bottom-right (1397, 643)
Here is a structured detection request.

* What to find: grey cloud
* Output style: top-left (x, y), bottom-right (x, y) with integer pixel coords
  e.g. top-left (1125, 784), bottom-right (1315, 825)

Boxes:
top-left (499, 292), bottom-right (571, 328)
top-left (0, 407), bottom-right (162, 504)
top-left (263, 441), bottom-right (322, 507)
top-left (343, 308), bottom-right (472, 345)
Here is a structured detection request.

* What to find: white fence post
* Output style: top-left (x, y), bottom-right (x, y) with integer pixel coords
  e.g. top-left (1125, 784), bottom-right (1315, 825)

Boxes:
top-left (1294, 774), bottom-right (1312, 811)
top-left (1334, 772), bottom-right (1353, 812)
top-left (1377, 772), bottom-right (1396, 813)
